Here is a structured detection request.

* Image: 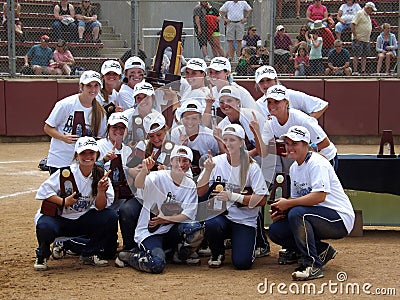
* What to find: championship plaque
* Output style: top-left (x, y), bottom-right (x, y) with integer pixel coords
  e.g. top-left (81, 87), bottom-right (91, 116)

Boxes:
top-left (109, 154), bottom-right (132, 199)
top-left (206, 176), bottom-right (227, 214)
top-left (148, 202), bottom-right (160, 233)
top-left (160, 192), bottom-right (183, 216)
top-left (72, 111), bottom-right (86, 137)
top-left (146, 20), bottom-right (183, 89)
top-left (60, 166), bottom-right (80, 198)
top-left (267, 172), bottom-right (287, 215)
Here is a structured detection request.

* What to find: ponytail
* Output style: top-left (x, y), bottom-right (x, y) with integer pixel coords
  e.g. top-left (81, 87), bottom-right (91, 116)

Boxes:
top-left (91, 99), bottom-right (106, 137)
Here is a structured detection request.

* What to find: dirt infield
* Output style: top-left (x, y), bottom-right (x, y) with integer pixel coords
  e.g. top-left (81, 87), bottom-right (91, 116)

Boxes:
top-left (0, 142), bottom-right (399, 299)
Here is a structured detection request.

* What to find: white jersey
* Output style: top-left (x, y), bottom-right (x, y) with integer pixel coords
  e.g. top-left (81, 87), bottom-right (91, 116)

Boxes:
top-left (262, 108), bottom-right (337, 161)
top-left (134, 170), bottom-right (197, 244)
top-left (171, 124), bottom-right (219, 157)
top-left (97, 138), bottom-right (132, 170)
top-left (339, 3), bottom-right (362, 24)
top-left (211, 82), bottom-right (257, 111)
top-left (289, 152), bottom-right (355, 233)
top-left (256, 88), bottom-right (328, 118)
top-left (116, 82), bottom-right (140, 110)
top-left (45, 94), bottom-right (107, 168)
top-left (198, 154), bottom-right (268, 228)
top-left (180, 86), bottom-right (211, 112)
top-left (220, 1), bottom-right (252, 21)
top-left (34, 163), bottom-right (114, 224)
top-left (96, 89), bottom-right (118, 107)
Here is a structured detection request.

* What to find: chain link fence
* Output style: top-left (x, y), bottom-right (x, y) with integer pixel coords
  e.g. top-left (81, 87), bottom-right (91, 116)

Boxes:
top-left (1, 0), bottom-right (399, 77)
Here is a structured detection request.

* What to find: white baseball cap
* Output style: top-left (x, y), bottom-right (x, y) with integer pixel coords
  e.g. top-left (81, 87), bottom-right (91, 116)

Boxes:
top-left (124, 56), bottom-right (146, 72)
top-left (280, 126), bottom-right (311, 143)
top-left (276, 25), bottom-right (285, 32)
top-left (364, 2), bottom-right (377, 11)
top-left (255, 66), bottom-right (277, 83)
top-left (181, 58), bottom-right (207, 73)
top-left (133, 81), bottom-right (155, 97)
top-left (101, 60), bottom-right (122, 75)
top-left (143, 112), bottom-right (166, 134)
top-left (222, 124), bottom-right (245, 139)
top-left (170, 145), bottom-right (193, 162)
top-left (108, 112), bottom-right (128, 127)
top-left (266, 84), bottom-right (288, 101)
top-left (219, 85), bottom-right (241, 101)
top-left (79, 70), bottom-right (102, 86)
top-left (207, 57), bottom-right (231, 72)
top-left (75, 136), bottom-right (99, 154)
top-left (176, 99), bottom-right (203, 122)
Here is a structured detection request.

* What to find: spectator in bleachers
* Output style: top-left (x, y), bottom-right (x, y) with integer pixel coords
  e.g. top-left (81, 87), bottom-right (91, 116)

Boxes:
top-left (249, 45), bottom-right (269, 75)
top-left (75, 0), bottom-right (101, 43)
top-left (306, 29), bottom-right (324, 75)
top-left (205, 2), bottom-right (225, 58)
top-left (350, 1), bottom-right (376, 75)
top-left (292, 25), bottom-right (310, 57)
top-left (2, 0), bottom-right (24, 41)
top-left (235, 47), bottom-right (252, 76)
top-left (273, 25), bottom-right (292, 74)
top-left (242, 25), bottom-right (261, 50)
top-left (325, 39), bottom-right (352, 76)
top-left (277, 0), bottom-right (300, 19)
top-left (53, 0), bottom-right (77, 42)
top-left (24, 35), bottom-right (59, 75)
top-left (310, 20), bottom-right (335, 57)
top-left (376, 23), bottom-right (398, 75)
top-left (306, 0), bottom-right (328, 28)
top-left (334, 0), bottom-right (362, 40)
top-left (294, 46), bottom-right (309, 76)
top-left (193, 1), bottom-right (212, 62)
top-left (219, 0), bottom-right (253, 62)
top-left (53, 39), bottom-right (75, 75)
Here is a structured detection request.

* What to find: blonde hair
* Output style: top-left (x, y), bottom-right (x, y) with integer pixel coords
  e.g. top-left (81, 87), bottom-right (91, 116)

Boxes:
top-left (90, 99), bottom-right (106, 137)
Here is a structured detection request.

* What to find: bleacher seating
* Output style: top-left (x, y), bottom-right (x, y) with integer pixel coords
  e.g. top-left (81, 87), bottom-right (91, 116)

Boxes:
top-left (0, 0), bottom-right (126, 74)
top-left (276, 0), bottom-right (399, 75)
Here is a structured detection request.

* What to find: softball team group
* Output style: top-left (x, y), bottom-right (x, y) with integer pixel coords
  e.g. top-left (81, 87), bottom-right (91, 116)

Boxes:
top-left (33, 55), bottom-right (354, 281)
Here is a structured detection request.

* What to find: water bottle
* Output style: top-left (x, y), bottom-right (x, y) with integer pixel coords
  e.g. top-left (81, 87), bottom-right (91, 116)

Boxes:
top-left (75, 124), bottom-right (83, 137)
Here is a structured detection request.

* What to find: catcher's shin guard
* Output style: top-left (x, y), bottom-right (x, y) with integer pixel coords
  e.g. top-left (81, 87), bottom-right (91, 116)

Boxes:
top-left (128, 248), bottom-right (165, 274)
top-left (177, 221), bottom-right (205, 260)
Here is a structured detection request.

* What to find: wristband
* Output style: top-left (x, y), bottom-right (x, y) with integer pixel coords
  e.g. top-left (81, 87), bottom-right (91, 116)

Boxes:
top-left (96, 160), bottom-right (105, 167)
top-left (61, 196), bottom-right (65, 208)
top-left (230, 192), bottom-right (244, 204)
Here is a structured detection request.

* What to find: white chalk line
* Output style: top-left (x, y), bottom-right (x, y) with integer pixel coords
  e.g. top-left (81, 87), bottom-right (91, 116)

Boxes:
top-left (0, 189), bottom-right (38, 200)
top-left (0, 160), bottom-right (38, 164)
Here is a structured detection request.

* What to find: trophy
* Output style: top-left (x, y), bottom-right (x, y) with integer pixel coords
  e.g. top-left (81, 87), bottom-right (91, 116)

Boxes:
top-left (160, 192), bottom-right (183, 216)
top-left (146, 20), bottom-right (183, 91)
top-left (109, 154), bottom-right (132, 199)
top-left (72, 111), bottom-right (86, 137)
top-left (267, 172), bottom-right (288, 215)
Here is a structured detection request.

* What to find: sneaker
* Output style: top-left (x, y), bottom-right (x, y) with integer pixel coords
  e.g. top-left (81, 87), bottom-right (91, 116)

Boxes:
top-left (292, 266), bottom-right (324, 281)
top-left (115, 256), bottom-right (125, 268)
top-left (319, 245), bottom-right (337, 267)
top-left (204, 55), bottom-right (212, 62)
top-left (198, 246), bottom-right (212, 257)
top-left (80, 255), bottom-right (109, 267)
top-left (172, 251), bottom-right (201, 266)
top-left (208, 254), bottom-right (224, 268)
top-left (34, 257), bottom-right (48, 271)
top-left (66, 249), bottom-right (79, 256)
top-left (278, 249), bottom-right (301, 265)
top-left (52, 242), bottom-right (65, 260)
top-left (255, 246), bottom-right (271, 258)
top-left (92, 39), bottom-right (102, 44)
top-left (352, 72), bottom-right (360, 76)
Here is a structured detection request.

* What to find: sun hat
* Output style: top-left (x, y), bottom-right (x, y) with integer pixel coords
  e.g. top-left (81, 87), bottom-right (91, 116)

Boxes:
top-left (181, 58), bottom-right (207, 73)
top-left (170, 145), bottom-right (193, 162)
top-left (79, 70), bottom-right (102, 86)
top-left (280, 126), bottom-right (311, 143)
top-left (108, 112), bottom-right (128, 127)
top-left (364, 2), bottom-right (377, 11)
top-left (222, 124), bottom-right (245, 139)
top-left (101, 60), bottom-right (122, 75)
top-left (266, 84), bottom-right (288, 101)
top-left (124, 56), bottom-right (145, 72)
top-left (255, 66), bottom-right (278, 83)
top-left (133, 81), bottom-right (155, 98)
top-left (143, 112), bottom-right (166, 134)
top-left (75, 136), bottom-right (99, 154)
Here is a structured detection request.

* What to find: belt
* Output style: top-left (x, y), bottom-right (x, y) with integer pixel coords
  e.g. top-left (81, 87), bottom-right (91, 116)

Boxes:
top-left (230, 20), bottom-right (241, 23)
